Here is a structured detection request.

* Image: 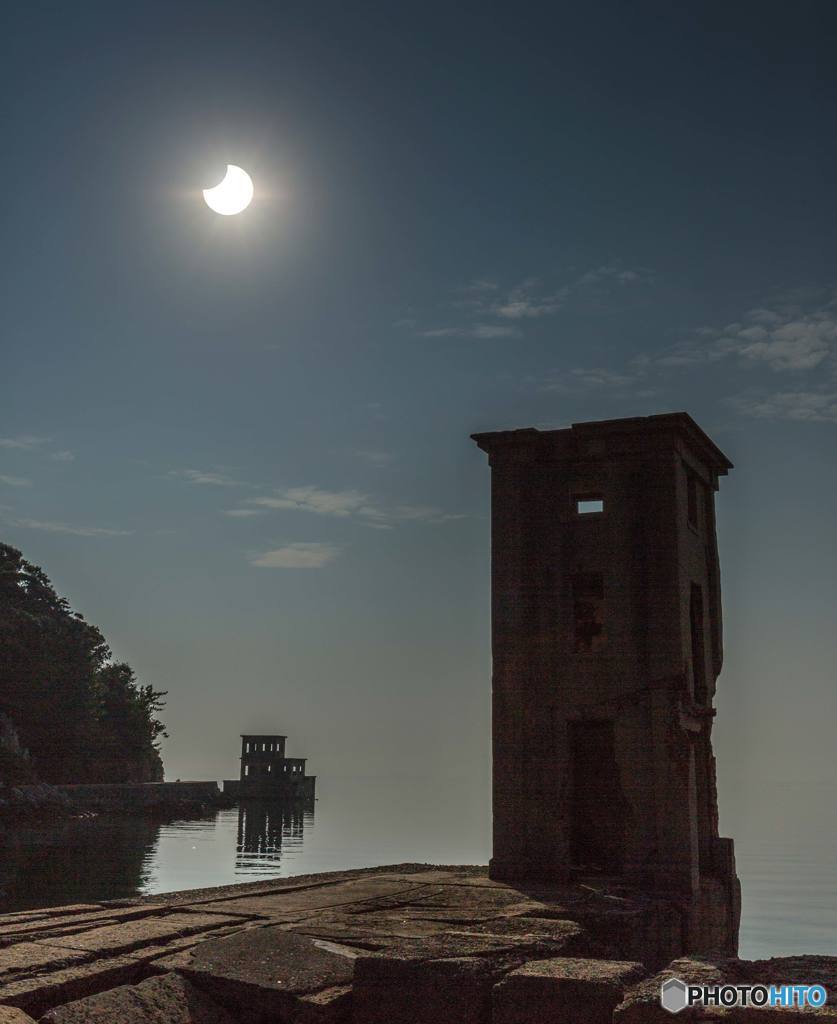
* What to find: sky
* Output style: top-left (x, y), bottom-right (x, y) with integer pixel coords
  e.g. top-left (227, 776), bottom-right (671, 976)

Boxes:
top-left (2, 2), bottom-right (835, 841)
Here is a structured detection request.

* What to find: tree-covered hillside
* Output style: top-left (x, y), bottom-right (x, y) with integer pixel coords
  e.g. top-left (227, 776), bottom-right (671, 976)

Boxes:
top-left (0, 543), bottom-right (166, 784)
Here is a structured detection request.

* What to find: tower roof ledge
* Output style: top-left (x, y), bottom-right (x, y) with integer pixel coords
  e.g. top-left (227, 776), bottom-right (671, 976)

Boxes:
top-left (472, 412), bottom-right (733, 473)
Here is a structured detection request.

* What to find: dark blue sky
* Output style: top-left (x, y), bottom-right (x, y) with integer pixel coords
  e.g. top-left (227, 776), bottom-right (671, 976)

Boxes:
top-left (2, 3), bottom-right (835, 827)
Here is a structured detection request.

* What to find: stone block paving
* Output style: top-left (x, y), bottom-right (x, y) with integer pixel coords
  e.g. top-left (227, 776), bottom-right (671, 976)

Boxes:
top-left (0, 866), bottom-right (834, 1023)
top-left (493, 958), bottom-right (646, 1024)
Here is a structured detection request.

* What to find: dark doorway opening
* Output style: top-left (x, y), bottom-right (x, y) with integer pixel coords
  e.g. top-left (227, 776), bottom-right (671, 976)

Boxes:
top-left (569, 721), bottom-right (625, 872)
top-left (571, 572), bottom-right (606, 653)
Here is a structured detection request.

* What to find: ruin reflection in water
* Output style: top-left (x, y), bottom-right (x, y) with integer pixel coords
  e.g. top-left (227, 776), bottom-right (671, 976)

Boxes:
top-left (235, 799), bottom-right (315, 875)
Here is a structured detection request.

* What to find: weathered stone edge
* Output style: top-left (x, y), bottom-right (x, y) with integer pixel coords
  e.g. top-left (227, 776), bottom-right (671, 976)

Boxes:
top-left (103, 863), bottom-right (489, 909)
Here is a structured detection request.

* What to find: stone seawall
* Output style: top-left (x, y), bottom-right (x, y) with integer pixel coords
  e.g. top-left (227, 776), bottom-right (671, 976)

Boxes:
top-left (0, 865), bottom-right (833, 1023)
top-left (53, 781), bottom-right (223, 806)
top-left (1, 781), bottom-right (230, 821)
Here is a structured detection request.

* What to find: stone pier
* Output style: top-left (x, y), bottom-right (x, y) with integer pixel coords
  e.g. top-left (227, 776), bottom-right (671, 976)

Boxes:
top-left (0, 866), bottom-right (833, 1022)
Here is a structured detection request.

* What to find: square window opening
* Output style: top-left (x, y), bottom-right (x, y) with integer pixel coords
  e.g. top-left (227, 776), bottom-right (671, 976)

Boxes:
top-left (576, 497), bottom-right (604, 515)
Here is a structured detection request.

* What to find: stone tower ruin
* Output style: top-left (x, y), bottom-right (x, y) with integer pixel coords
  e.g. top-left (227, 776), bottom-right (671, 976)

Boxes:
top-left (473, 413), bottom-right (740, 948)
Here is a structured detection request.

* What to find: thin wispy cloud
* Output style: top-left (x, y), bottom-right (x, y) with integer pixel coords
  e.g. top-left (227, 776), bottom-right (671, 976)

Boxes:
top-left (12, 518), bottom-right (133, 537)
top-left (250, 487), bottom-right (369, 518)
top-left (354, 450), bottom-right (395, 467)
top-left (553, 288), bottom-right (837, 426)
top-left (238, 485), bottom-right (464, 529)
top-left (659, 300), bottom-right (837, 372)
top-left (422, 327), bottom-right (471, 337)
top-left (389, 504), bottom-right (466, 524)
top-left (460, 279), bottom-right (499, 293)
top-left (0, 437), bottom-right (75, 463)
top-left (492, 279), bottom-right (566, 320)
top-left (420, 324), bottom-right (519, 339)
top-left (170, 469), bottom-right (243, 487)
top-left (493, 266), bottom-right (654, 320)
top-left (577, 265), bottom-right (652, 288)
top-left (728, 389), bottom-right (837, 423)
top-left (223, 508), bottom-right (265, 518)
top-left (493, 299), bottom-right (562, 319)
top-left (412, 263), bottom-right (653, 339)
top-left (541, 367), bottom-right (645, 394)
top-left (250, 542), bottom-right (339, 569)
top-left (473, 324), bottom-right (521, 338)
top-left (350, 502), bottom-right (465, 529)
top-left (450, 280), bottom-right (500, 307)
top-left (0, 474), bottom-right (32, 487)
top-left (0, 435), bottom-right (49, 450)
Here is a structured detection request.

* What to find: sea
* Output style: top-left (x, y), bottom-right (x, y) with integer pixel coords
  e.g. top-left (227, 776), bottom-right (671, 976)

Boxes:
top-left (0, 775), bottom-right (833, 961)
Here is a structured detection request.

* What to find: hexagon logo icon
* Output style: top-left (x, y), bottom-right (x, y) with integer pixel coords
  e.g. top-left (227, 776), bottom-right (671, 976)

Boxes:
top-left (661, 977), bottom-right (688, 1014)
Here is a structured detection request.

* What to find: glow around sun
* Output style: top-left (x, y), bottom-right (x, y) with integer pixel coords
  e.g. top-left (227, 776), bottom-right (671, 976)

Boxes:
top-left (202, 165), bottom-right (254, 215)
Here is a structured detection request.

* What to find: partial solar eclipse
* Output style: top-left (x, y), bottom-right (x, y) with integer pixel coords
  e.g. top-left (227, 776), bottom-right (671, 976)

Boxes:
top-left (202, 165), bottom-right (254, 215)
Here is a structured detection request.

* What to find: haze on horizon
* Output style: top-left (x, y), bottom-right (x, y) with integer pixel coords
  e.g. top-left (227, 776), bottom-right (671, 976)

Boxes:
top-left (2, 2), bottom-right (835, 845)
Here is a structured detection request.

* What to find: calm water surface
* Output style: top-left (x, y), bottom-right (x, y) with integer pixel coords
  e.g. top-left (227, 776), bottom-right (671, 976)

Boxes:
top-left (0, 776), bottom-right (832, 961)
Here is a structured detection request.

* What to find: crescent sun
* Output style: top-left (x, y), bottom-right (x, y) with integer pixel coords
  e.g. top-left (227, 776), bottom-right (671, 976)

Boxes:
top-left (202, 165), bottom-right (254, 215)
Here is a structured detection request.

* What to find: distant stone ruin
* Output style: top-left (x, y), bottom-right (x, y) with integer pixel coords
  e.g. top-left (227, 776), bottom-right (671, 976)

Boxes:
top-left (223, 733), bottom-right (315, 802)
top-left (473, 412), bottom-right (740, 954)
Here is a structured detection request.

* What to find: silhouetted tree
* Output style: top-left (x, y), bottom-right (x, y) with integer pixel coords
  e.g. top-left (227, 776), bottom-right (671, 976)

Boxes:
top-left (94, 663), bottom-right (167, 782)
top-left (0, 543), bottom-right (166, 784)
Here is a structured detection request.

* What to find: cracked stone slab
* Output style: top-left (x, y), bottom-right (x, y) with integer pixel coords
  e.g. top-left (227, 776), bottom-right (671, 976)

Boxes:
top-left (0, 907), bottom-right (171, 947)
top-left (0, 921), bottom-right (252, 1019)
top-left (0, 907), bottom-right (101, 927)
top-left (385, 871), bottom-right (508, 888)
top-left (0, 942), bottom-right (91, 982)
top-left (191, 878), bottom-right (433, 921)
top-left (0, 1009), bottom-right (37, 1024)
top-left (338, 884), bottom-right (535, 926)
top-left (287, 900), bottom-right (590, 953)
top-left (0, 954), bottom-right (153, 1019)
top-left (38, 972), bottom-right (237, 1024)
top-left (143, 923), bottom-right (266, 976)
top-left (352, 954), bottom-right (500, 1024)
top-left (492, 956), bottom-right (647, 1024)
top-left (461, 914), bottom-right (599, 946)
top-left (179, 926), bottom-right (357, 1020)
top-left (288, 916), bottom-right (441, 948)
top-left (350, 928), bottom-right (592, 1024)
top-left (35, 913), bottom-right (249, 959)
top-left (367, 927), bottom-right (586, 963)
top-left (0, 932), bottom-right (250, 1021)
top-left (0, 918), bottom-right (240, 987)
